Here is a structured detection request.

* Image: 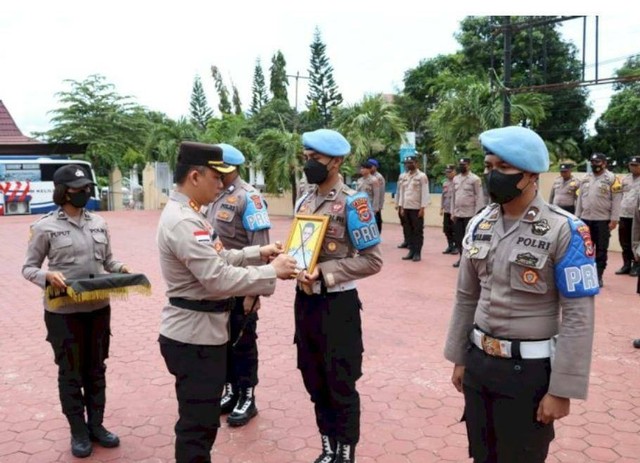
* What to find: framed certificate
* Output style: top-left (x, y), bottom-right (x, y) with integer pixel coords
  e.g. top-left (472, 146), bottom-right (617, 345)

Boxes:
top-left (284, 214), bottom-right (329, 273)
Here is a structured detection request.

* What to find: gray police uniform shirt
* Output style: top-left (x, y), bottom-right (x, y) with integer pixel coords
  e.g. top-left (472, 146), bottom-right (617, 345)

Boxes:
top-left (452, 172), bottom-right (484, 218)
top-left (633, 195), bottom-right (640, 260)
top-left (157, 190), bottom-right (277, 346)
top-left (549, 175), bottom-right (579, 208)
top-left (575, 170), bottom-right (623, 221)
top-left (620, 173), bottom-right (640, 219)
top-left (397, 169), bottom-right (430, 210)
top-left (373, 171), bottom-right (386, 213)
top-left (23, 209), bottom-right (125, 314)
top-left (356, 175), bottom-right (381, 212)
top-left (441, 178), bottom-right (453, 214)
top-left (444, 195), bottom-right (596, 399)
top-left (295, 179), bottom-right (382, 288)
top-left (206, 176), bottom-right (270, 250)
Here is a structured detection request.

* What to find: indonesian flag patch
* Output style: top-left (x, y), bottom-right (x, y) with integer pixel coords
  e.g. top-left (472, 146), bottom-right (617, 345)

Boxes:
top-left (193, 229), bottom-right (211, 244)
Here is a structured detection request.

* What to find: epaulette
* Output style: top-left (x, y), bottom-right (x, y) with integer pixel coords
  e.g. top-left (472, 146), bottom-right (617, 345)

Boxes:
top-left (342, 184), bottom-right (358, 196)
top-left (35, 210), bottom-right (56, 223)
top-left (548, 203), bottom-right (575, 219)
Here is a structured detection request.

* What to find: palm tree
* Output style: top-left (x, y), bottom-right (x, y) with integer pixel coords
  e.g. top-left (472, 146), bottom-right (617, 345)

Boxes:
top-left (335, 94), bottom-right (407, 168)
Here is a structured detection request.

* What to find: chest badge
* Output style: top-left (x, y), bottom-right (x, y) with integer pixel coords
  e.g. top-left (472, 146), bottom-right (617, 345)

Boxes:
top-left (531, 219), bottom-right (550, 236)
top-left (515, 252), bottom-right (539, 267)
top-left (478, 220), bottom-right (493, 231)
top-left (522, 269), bottom-right (539, 285)
top-left (327, 241), bottom-right (337, 252)
top-left (226, 195), bottom-right (237, 204)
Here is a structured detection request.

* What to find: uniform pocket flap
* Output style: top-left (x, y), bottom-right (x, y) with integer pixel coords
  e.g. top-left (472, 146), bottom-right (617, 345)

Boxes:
top-left (508, 249), bottom-right (548, 269)
top-left (50, 236), bottom-right (73, 249)
top-left (92, 233), bottom-right (108, 244)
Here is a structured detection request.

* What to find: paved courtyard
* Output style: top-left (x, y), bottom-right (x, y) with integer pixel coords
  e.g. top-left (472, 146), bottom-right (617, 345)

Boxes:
top-left (1, 210), bottom-right (640, 462)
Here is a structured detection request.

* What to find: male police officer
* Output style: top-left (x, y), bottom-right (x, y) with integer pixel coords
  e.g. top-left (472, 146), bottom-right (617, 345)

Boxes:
top-left (356, 160), bottom-right (381, 209)
top-left (617, 156), bottom-right (640, 276)
top-left (368, 158), bottom-right (385, 232)
top-left (451, 157), bottom-right (485, 267)
top-left (294, 129), bottom-right (383, 463)
top-left (441, 164), bottom-right (457, 254)
top-left (445, 126), bottom-right (598, 463)
top-left (576, 153), bottom-right (623, 287)
top-left (157, 141), bottom-right (297, 463)
top-left (205, 143), bottom-right (271, 427)
top-left (549, 163), bottom-right (579, 214)
top-left (396, 155), bottom-right (430, 262)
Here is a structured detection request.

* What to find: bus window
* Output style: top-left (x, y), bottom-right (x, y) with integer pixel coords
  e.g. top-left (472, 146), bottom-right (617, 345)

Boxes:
top-left (0, 163), bottom-right (42, 182)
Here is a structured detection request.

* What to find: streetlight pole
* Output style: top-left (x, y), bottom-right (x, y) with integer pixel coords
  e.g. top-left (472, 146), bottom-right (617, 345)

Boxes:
top-left (286, 71), bottom-right (310, 113)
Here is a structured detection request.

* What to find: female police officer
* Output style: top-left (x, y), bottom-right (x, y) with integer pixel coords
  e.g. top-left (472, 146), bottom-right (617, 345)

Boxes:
top-left (444, 126), bottom-right (598, 463)
top-left (22, 165), bottom-right (130, 458)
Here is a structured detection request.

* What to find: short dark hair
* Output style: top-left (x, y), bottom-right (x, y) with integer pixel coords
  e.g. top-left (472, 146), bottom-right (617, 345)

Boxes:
top-left (53, 184), bottom-right (68, 206)
top-left (174, 164), bottom-right (208, 184)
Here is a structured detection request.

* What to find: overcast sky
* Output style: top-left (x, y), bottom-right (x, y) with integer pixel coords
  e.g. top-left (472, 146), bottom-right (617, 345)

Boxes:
top-left (1, 1), bottom-right (637, 137)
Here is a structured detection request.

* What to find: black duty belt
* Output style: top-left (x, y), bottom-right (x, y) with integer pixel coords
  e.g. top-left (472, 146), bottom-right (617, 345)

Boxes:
top-left (169, 297), bottom-right (233, 313)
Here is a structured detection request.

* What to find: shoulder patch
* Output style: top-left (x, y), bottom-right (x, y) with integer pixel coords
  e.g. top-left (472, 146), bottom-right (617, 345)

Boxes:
top-left (345, 192), bottom-right (380, 250)
top-left (554, 216), bottom-right (599, 298)
top-left (611, 176), bottom-right (623, 193)
top-left (243, 191), bottom-right (271, 231)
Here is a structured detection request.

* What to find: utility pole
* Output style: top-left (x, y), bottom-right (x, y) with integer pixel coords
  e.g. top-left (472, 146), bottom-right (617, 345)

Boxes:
top-left (503, 16), bottom-right (512, 127)
top-left (286, 71), bottom-right (310, 112)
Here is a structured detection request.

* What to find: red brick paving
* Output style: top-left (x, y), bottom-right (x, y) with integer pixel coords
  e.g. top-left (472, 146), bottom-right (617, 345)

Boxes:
top-left (1, 210), bottom-right (639, 462)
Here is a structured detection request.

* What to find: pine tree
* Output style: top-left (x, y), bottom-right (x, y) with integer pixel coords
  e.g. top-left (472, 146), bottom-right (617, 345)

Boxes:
top-left (231, 82), bottom-right (243, 115)
top-left (306, 27), bottom-right (343, 126)
top-left (250, 58), bottom-right (269, 114)
top-left (270, 50), bottom-right (289, 102)
top-left (189, 75), bottom-right (213, 130)
top-left (210, 66), bottom-right (232, 115)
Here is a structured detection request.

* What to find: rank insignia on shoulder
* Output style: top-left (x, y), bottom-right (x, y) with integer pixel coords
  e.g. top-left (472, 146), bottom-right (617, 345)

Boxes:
top-left (531, 219), bottom-right (551, 236)
top-left (525, 207), bottom-right (540, 221)
top-left (188, 199), bottom-right (201, 212)
top-left (478, 220), bottom-right (493, 230)
top-left (226, 195), bottom-right (237, 204)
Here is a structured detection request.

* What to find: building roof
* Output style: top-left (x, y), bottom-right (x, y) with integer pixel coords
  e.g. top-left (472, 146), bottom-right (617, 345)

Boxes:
top-left (0, 100), bottom-right (40, 144)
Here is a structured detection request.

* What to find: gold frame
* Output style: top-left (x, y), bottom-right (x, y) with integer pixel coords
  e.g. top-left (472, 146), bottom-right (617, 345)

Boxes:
top-left (284, 214), bottom-right (330, 274)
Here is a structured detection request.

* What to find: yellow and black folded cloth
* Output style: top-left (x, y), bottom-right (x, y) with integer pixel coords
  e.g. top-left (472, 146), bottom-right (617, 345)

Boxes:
top-left (46, 273), bottom-right (151, 309)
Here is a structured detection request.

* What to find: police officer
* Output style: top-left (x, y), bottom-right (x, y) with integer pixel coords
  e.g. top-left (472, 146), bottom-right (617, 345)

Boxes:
top-left (452, 157), bottom-right (485, 267)
top-left (368, 158), bottom-right (385, 232)
top-left (575, 153), bottom-right (623, 287)
top-left (22, 165), bottom-right (128, 458)
top-left (205, 143), bottom-right (270, 427)
top-left (356, 160), bottom-right (381, 210)
top-left (395, 169), bottom-right (410, 249)
top-left (549, 163), bottom-right (579, 214)
top-left (396, 155), bottom-right (430, 262)
top-left (157, 141), bottom-right (297, 463)
top-left (441, 164), bottom-right (457, 254)
top-left (444, 126), bottom-right (598, 463)
top-left (294, 129), bottom-right (383, 463)
top-left (616, 156), bottom-right (640, 276)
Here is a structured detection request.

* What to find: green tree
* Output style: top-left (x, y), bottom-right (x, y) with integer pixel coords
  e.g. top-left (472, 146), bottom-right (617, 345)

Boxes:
top-left (306, 27), bottom-right (343, 126)
top-left (211, 66), bottom-right (232, 115)
top-left (256, 128), bottom-right (302, 204)
top-left (250, 58), bottom-right (269, 114)
top-left (270, 50), bottom-right (289, 102)
top-left (231, 82), bottom-right (243, 115)
top-left (334, 94), bottom-right (407, 167)
top-left (41, 74), bottom-right (149, 177)
top-left (189, 75), bottom-right (213, 130)
top-left (140, 113), bottom-right (200, 168)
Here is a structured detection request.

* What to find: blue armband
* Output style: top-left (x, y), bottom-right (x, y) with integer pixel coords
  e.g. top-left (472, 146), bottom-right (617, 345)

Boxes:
top-left (242, 192), bottom-right (271, 232)
top-left (554, 217), bottom-right (599, 298)
top-left (346, 192), bottom-right (381, 251)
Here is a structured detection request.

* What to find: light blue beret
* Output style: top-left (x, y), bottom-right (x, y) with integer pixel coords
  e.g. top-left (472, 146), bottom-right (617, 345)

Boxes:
top-left (302, 129), bottom-right (351, 157)
top-left (216, 143), bottom-right (245, 166)
top-left (479, 126), bottom-right (549, 173)
top-left (367, 158), bottom-right (379, 168)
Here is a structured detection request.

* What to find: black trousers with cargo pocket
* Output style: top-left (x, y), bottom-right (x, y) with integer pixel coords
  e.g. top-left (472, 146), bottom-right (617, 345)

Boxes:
top-left (45, 305), bottom-right (111, 420)
top-left (294, 288), bottom-right (364, 445)
top-left (462, 345), bottom-right (554, 463)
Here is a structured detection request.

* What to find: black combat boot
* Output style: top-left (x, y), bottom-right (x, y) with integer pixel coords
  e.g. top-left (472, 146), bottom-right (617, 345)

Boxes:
top-left (412, 251), bottom-right (421, 262)
top-left (220, 383), bottom-right (237, 415)
top-left (397, 242), bottom-right (408, 249)
top-left (630, 262), bottom-right (640, 277)
top-left (67, 414), bottom-right (92, 458)
top-left (333, 442), bottom-right (356, 463)
top-left (87, 409), bottom-right (120, 448)
top-left (313, 435), bottom-right (336, 463)
top-left (453, 259), bottom-right (461, 268)
top-left (227, 387), bottom-right (258, 427)
top-left (442, 243), bottom-right (453, 254)
top-left (401, 250), bottom-right (415, 260)
top-left (615, 262), bottom-right (631, 275)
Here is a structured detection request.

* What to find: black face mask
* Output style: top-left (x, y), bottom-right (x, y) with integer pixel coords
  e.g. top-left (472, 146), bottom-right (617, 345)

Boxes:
top-left (485, 170), bottom-right (525, 204)
top-left (590, 163), bottom-right (603, 173)
top-left (66, 190), bottom-right (90, 208)
top-left (458, 165), bottom-right (468, 174)
top-left (304, 158), bottom-right (331, 184)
